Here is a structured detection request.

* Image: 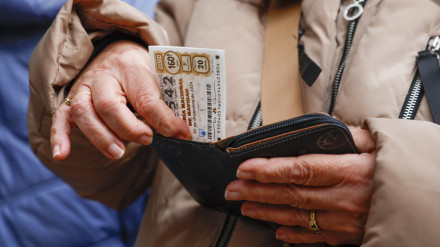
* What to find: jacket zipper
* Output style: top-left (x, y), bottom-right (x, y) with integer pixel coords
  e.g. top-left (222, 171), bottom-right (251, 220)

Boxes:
top-left (215, 103), bottom-right (263, 247)
top-left (328, 0), bottom-right (367, 115)
top-left (400, 36), bottom-right (440, 120)
top-left (248, 102), bottom-right (263, 130)
top-left (215, 214), bottom-right (238, 247)
top-left (399, 74), bottom-right (423, 120)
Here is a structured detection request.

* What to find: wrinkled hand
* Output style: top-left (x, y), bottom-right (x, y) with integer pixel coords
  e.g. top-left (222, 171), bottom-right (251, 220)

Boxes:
top-left (225, 128), bottom-right (376, 245)
top-left (51, 41), bottom-right (192, 160)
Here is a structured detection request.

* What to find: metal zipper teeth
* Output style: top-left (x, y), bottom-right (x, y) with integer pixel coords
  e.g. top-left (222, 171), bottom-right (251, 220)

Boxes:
top-left (248, 103), bottom-right (263, 130)
top-left (328, 1), bottom-right (366, 115)
top-left (250, 109), bottom-right (263, 129)
top-left (230, 114), bottom-right (341, 147)
top-left (215, 214), bottom-right (237, 247)
top-left (400, 36), bottom-right (440, 120)
top-left (400, 74), bottom-right (424, 120)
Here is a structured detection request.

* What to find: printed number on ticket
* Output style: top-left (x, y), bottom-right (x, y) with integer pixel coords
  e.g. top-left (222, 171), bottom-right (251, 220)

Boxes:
top-left (149, 46), bottom-right (226, 142)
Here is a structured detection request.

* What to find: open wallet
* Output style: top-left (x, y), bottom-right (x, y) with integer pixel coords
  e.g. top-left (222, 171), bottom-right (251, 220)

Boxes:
top-left (151, 113), bottom-right (359, 216)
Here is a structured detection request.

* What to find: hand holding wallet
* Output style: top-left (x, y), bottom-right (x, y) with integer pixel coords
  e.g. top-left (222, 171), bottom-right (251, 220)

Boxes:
top-left (151, 113), bottom-right (359, 216)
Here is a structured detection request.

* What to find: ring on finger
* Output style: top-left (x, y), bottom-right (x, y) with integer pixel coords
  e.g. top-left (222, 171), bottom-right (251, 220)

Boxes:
top-left (64, 91), bottom-right (92, 106)
top-left (309, 210), bottom-right (321, 233)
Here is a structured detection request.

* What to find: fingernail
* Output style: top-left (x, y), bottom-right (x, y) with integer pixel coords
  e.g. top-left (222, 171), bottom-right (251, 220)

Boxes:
top-left (108, 143), bottom-right (124, 159)
top-left (236, 170), bottom-right (255, 180)
top-left (241, 206), bottom-right (257, 218)
top-left (138, 135), bottom-right (152, 145)
top-left (225, 191), bottom-right (244, 201)
top-left (52, 145), bottom-right (61, 159)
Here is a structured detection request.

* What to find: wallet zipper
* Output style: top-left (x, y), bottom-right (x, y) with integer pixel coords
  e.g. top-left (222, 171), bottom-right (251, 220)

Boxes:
top-left (226, 113), bottom-right (348, 149)
top-left (328, 0), bottom-right (367, 115)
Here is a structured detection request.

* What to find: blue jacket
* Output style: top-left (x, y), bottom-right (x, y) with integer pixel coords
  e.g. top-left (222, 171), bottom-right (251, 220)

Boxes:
top-left (0, 1), bottom-right (157, 246)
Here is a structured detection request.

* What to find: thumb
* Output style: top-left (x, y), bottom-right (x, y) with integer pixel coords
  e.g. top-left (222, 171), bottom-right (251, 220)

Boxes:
top-left (349, 128), bottom-right (376, 153)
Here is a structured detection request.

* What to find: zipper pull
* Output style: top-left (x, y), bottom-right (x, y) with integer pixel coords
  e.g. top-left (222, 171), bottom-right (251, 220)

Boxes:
top-left (343, 0), bottom-right (365, 21)
top-left (428, 35), bottom-right (440, 59)
top-left (417, 35), bottom-right (440, 124)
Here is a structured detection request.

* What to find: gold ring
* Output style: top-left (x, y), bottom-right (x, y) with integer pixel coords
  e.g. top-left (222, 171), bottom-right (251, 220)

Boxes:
top-left (309, 210), bottom-right (321, 233)
top-left (64, 91), bottom-right (92, 106)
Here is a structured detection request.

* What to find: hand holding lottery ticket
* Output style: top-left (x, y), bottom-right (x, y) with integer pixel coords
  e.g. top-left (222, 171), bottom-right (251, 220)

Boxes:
top-left (149, 46), bottom-right (226, 142)
top-left (50, 41), bottom-right (193, 160)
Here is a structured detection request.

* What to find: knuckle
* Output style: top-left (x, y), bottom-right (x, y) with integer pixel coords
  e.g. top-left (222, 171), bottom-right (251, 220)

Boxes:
top-left (50, 126), bottom-right (58, 137)
top-left (113, 49), bottom-right (144, 69)
top-left (338, 201), bottom-right (361, 214)
top-left (136, 97), bottom-right (174, 136)
top-left (70, 100), bottom-right (90, 118)
top-left (279, 186), bottom-right (293, 203)
top-left (50, 122), bottom-right (64, 137)
top-left (279, 186), bottom-right (302, 206)
top-left (136, 96), bottom-right (159, 114)
top-left (119, 122), bottom-right (144, 140)
top-left (113, 55), bottom-right (150, 81)
top-left (338, 199), bottom-right (370, 218)
top-left (290, 159), bottom-right (312, 184)
top-left (262, 164), bottom-right (277, 182)
top-left (95, 96), bottom-right (120, 116)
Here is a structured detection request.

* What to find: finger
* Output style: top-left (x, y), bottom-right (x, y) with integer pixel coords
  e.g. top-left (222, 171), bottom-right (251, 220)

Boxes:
top-left (92, 74), bottom-right (153, 145)
top-left (226, 177), bottom-right (373, 211)
top-left (237, 154), bottom-right (373, 186)
top-left (275, 226), bottom-right (326, 244)
top-left (69, 86), bottom-right (126, 159)
top-left (241, 202), bottom-right (367, 233)
top-left (349, 128), bottom-right (375, 153)
top-left (116, 49), bottom-right (192, 140)
top-left (276, 226), bottom-right (362, 245)
top-left (241, 202), bottom-right (310, 228)
top-left (51, 104), bottom-right (75, 160)
top-left (225, 180), bottom-right (330, 210)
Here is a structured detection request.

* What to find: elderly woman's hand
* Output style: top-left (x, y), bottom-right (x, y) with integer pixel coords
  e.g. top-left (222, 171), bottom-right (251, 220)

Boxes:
top-left (225, 128), bottom-right (375, 245)
top-left (50, 40), bottom-right (192, 160)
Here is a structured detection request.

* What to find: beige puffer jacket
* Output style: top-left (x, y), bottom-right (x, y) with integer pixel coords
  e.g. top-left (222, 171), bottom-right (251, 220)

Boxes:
top-left (28, 0), bottom-right (440, 246)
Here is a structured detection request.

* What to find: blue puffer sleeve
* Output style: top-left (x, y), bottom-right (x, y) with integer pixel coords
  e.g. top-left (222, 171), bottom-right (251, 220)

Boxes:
top-left (0, 0), bottom-right (157, 26)
top-left (0, 0), bottom-right (65, 26)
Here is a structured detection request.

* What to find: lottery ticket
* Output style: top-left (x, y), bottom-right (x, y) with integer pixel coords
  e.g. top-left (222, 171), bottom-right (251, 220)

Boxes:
top-left (149, 46), bottom-right (226, 142)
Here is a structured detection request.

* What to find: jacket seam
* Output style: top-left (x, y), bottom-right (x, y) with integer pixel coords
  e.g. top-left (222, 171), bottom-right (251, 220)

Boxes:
top-left (0, 178), bottom-right (62, 206)
top-left (77, 5), bottom-right (141, 34)
top-left (52, 12), bottom-right (73, 112)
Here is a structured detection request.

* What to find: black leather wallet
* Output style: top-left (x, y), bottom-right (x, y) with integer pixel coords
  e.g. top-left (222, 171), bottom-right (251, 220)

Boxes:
top-left (151, 113), bottom-right (358, 216)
